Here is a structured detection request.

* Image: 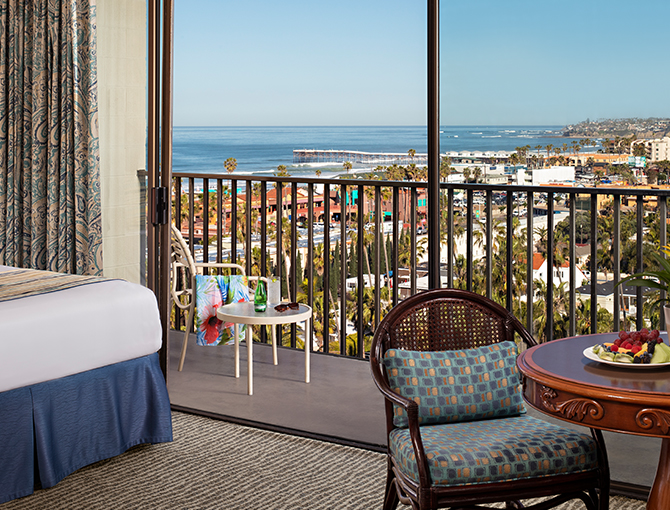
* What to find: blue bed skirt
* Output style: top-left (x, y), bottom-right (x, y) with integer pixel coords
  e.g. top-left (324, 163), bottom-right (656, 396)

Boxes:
top-left (0, 353), bottom-right (173, 504)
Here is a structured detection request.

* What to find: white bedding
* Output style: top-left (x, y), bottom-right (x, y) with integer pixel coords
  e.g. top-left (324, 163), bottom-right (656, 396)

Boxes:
top-left (0, 266), bottom-right (162, 392)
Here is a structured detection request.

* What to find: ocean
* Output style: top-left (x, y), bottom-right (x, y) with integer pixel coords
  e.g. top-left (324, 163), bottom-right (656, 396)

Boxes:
top-left (172, 125), bottom-right (589, 178)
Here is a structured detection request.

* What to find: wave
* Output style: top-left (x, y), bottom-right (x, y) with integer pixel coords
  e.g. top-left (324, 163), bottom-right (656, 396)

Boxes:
top-left (482, 135), bottom-right (501, 138)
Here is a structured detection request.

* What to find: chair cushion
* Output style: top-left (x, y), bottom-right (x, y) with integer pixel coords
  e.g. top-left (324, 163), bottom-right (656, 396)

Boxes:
top-left (389, 414), bottom-right (599, 487)
top-left (383, 341), bottom-right (524, 427)
top-left (195, 275), bottom-right (250, 346)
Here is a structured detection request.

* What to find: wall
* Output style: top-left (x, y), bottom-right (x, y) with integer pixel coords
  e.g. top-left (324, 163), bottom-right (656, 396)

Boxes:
top-left (96, 0), bottom-right (147, 283)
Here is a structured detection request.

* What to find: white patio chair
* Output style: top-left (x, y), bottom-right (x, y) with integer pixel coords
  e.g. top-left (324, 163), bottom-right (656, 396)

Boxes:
top-left (170, 224), bottom-right (246, 371)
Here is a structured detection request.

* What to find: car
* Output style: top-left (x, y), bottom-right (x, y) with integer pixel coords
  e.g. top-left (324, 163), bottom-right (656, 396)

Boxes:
top-left (416, 226), bottom-right (427, 235)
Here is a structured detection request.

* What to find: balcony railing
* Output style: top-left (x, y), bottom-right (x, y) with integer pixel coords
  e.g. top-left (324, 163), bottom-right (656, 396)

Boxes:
top-left (171, 171), bottom-right (670, 358)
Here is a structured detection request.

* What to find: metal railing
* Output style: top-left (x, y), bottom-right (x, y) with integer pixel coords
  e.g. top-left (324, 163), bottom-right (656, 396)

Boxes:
top-left (172, 171), bottom-right (670, 357)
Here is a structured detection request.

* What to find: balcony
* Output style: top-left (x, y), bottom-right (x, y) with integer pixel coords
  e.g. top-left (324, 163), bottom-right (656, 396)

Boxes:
top-left (168, 170), bottom-right (670, 501)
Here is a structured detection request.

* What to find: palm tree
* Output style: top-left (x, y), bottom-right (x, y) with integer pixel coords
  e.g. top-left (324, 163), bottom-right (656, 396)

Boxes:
top-left (349, 227), bottom-right (376, 302)
top-left (533, 280), bottom-right (570, 342)
top-left (222, 158), bottom-right (237, 247)
top-left (274, 165), bottom-right (292, 295)
top-left (534, 145), bottom-right (544, 167)
top-left (312, 242), bottom-right (339, 340)
top-left (472, 166), bottom-right (482, 183)
top-left (224, 157), bottom-right (237, 174)
top-left (398, 228), bottom-right (427, 268)
top-left (463, 167), bottom-right (472, 182)
top-left (571, 141), bottom-right (581, 166)
top-left (576, 298), bottom-right (613, 335)
top-left (440, 156), bottom-right (453, 181)
top-left (545, 144), bottom-right (554, 160)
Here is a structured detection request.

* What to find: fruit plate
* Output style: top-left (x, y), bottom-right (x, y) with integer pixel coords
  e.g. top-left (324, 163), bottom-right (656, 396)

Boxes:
top-left (583, 346), bottom-right (670, 369)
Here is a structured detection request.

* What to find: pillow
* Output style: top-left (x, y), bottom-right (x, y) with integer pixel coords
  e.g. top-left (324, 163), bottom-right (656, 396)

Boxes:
top-left (383, 341), bottom-right (525, 427)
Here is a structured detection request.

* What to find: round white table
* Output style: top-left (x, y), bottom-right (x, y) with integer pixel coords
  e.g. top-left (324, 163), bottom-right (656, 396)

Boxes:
top-left (216, 302), bottom-right (312, 395)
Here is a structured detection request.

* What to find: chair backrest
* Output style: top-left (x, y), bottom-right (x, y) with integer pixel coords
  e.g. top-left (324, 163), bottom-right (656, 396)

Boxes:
top-left (170, 224), bottom-right (245, 309)
top-left (171, 224), bottom-right (197, 277)
top-left (372, 288), bottom-right (535, 358)
top-left (370, 288), bottom-right (536, 432)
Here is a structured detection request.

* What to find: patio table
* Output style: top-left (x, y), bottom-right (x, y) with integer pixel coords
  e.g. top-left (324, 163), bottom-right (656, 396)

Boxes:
top-left (217, 302), bottom-right (312, 396)
top-left (517, 333), bottom-right (670, 510)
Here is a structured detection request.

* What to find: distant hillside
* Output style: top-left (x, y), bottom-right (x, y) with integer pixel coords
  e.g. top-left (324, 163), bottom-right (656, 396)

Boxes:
top-left (562, 118), bottom-right (670, 139)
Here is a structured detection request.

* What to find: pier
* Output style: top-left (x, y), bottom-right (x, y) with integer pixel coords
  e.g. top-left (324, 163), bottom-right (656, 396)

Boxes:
top-left (293, 149), bottom-right (428, 166)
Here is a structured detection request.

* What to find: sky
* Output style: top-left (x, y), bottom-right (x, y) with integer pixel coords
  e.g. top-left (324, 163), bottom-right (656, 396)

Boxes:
top-left (173, 0), bottom-right (670, 127)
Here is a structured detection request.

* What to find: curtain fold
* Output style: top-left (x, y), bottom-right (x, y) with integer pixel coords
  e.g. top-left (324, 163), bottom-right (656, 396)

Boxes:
top-left (0, 0), bottom-right (102, 275)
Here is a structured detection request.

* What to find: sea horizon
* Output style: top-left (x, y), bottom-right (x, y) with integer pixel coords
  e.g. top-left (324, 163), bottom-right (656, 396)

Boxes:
top-left (172, 125), bottom-right (587, 178)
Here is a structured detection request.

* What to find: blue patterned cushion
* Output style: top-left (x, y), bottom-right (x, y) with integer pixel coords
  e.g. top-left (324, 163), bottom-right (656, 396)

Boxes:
top-left (383, 341), bottom-right (525, 427)
top-left (389, 414), bottom-right (599, 486)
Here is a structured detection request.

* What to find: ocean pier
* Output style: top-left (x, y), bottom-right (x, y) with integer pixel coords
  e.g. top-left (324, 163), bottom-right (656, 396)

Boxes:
top-left (293, 149), bottom-right (428, 166)
top-left (294, 149), bottom-right (519, 166)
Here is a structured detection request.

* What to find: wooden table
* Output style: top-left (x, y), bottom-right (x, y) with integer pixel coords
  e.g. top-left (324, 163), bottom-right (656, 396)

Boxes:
top-left (517, 333), bottom-right (670, 510)
top-left (217, 302), bottom-right (312, 396)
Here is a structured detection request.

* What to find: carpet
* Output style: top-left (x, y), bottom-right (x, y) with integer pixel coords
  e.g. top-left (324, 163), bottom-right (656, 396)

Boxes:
top-left (0, 412), bottom-right (646, 509)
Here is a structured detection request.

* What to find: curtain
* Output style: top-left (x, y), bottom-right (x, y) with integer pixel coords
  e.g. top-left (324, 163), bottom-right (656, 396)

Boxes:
top-left (0, 0), bottom-right (102, 275)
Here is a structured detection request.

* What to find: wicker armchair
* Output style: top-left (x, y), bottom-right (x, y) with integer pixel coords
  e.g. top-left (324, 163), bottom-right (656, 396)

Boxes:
top-left (369, 288), bottom-right (609, 510)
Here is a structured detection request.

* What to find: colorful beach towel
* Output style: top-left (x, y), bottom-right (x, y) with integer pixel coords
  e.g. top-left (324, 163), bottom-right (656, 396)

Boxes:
top-left (195, 274), bottom-right (250, 346)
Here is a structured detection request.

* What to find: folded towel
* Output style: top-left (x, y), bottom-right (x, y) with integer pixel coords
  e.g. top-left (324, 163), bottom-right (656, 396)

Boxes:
top-left (195, 275), bottom-right (250, 346)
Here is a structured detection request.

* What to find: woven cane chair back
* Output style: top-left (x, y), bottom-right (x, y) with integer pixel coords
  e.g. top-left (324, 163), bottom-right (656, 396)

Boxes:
top-left (376, 289), bottom-right (535, 359)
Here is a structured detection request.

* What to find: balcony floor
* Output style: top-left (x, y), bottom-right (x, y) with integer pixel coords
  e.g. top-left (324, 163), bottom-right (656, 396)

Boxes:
top-left (167, 329), bottom-right (387, 449)
top-left (167, 330), bottom-right (660, 494)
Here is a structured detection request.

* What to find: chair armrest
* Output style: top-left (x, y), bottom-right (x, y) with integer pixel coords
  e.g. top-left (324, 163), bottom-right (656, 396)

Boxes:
top-left (370, 351), bottom-right (430, 486)
top-left (193, 262), bottom-right (245, 275)
top-left (370, 353), bottom-right (420, 421)
top-left (246, 276), bottom-right (269, 283)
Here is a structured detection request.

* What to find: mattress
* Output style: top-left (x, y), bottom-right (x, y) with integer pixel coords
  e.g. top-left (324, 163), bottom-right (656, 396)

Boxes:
top-left (0, 265), bottom-right (162, 392)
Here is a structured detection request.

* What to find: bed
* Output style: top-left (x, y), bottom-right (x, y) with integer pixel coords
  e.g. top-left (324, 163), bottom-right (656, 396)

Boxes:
top-left (0, 265), bottom-right (173, 504)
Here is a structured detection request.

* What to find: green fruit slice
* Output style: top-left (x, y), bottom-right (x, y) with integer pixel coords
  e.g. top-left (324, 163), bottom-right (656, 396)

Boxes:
top-left (598, 351), bottom-right (615, 361)
top-left (651, 344), bottom-right (670, 364)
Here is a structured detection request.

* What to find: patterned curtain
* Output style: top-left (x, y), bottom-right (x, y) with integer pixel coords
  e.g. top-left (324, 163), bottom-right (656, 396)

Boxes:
top-left (0, 0), bottom-right (102, 275)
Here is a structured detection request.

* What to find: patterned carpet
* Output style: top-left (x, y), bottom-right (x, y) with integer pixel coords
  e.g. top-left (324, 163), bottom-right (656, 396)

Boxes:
top-left (1, 412), bottom-right (646, 510)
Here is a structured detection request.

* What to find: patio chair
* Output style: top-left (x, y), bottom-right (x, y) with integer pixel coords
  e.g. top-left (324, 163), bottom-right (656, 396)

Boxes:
top-left (170, 224), bottom-right (246, 371)
top-left (369, 288), bottom-right (609, 510)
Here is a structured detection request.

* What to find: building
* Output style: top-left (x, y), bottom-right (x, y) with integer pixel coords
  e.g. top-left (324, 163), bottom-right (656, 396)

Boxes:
top-left (576, 281), bottom-right (653, 326)
top-left (532, 254), bottom-right (588, 290)
top-left (649, 137), bottom-right (670, 162)
top-left (531, 166), bottom-right (576, 186)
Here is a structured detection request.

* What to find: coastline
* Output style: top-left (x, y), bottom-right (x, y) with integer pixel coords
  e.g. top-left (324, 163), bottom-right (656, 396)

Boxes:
top-left (172, 125), bottom-right (588, 177)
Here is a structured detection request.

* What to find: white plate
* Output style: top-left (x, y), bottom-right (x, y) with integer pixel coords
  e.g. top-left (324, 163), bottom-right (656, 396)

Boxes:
top-left (583, 346), bottom-right (670, 369)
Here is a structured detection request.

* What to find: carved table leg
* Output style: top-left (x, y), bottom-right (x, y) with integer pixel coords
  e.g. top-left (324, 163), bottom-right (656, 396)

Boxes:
top-left (647, 438), bottom-right (670, 510)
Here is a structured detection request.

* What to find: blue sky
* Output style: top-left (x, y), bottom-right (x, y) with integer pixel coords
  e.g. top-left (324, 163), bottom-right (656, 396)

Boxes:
top-left (174, 0), bottom-right (670, 127)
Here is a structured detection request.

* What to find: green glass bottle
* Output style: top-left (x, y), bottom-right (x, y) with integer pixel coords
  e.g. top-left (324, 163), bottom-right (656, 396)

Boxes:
top-left (254, 280), bottom-right (267, 312)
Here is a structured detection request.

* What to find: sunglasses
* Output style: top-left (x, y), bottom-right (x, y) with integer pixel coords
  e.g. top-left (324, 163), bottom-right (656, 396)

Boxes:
top-left (274, 302), bottom-right (299, 312)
